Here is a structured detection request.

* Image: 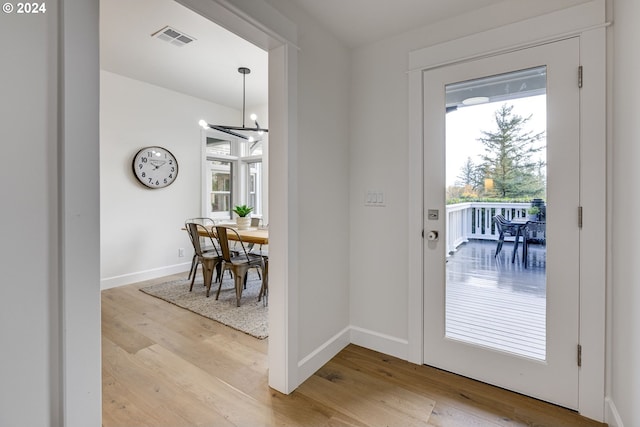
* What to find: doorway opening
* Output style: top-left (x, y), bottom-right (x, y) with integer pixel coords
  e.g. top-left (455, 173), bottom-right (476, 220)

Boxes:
top-left (99, 0), bottom-right (292, 410)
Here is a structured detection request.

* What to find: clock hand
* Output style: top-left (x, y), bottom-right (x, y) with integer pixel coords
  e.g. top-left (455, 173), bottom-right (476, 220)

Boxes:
top-left (149, 159), bottom-right (167, 169)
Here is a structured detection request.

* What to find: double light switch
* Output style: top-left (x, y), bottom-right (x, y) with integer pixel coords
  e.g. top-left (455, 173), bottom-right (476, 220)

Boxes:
top-left (365, 190), bottom-right (385, 207)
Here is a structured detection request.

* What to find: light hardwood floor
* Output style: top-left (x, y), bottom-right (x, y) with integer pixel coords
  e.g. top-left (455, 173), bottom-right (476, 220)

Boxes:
top-left (102, 274), bottom-right (606, 427)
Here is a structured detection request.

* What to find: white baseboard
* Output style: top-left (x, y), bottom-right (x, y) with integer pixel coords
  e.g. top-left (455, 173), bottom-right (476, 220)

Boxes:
top-left (350, 326), bottom-right (409, 361)
top-left (290, 325), bottom-right (414, 390)
top-left (297, 326), bottom-right (351, 386)
top-left (100, 262), bottom-right (191, 290)
top-left (605, 396), bottom-right (624, 427)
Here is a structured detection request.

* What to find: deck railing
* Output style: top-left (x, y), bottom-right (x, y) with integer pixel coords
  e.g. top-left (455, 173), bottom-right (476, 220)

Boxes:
top-left (446, 202), bottom-right (530, 255)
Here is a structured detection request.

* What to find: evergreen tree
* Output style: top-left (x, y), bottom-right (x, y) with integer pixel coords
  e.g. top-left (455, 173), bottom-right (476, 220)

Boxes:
top-left (456, 157), bottom-right (483, 191)
top-left (478, 104), bottom-right (545, 198)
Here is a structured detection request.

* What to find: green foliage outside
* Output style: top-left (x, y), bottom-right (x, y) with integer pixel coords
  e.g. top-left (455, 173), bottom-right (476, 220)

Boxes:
top-left (450, 103), bottom-right (546, 202)
top-left (446, 197), bottom-right (533, 205)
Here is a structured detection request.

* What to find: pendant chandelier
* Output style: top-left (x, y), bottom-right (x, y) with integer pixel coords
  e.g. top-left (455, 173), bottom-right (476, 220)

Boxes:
top-left (199, 67), bottom-right (268, 142)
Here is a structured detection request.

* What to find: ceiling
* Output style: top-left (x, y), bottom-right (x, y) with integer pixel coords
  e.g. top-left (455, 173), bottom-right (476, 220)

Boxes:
top-left (100, 0), bottom-right (579, 111)
top-left (288, 0), bottom-right (508, 48)
top-left (100, 0), bottom-right (269, 111)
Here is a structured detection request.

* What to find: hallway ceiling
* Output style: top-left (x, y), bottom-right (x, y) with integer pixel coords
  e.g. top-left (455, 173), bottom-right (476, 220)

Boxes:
top-left (101, 0), bottom-right (588, 109)
top-left (288, 0), bottom-right (507, 48)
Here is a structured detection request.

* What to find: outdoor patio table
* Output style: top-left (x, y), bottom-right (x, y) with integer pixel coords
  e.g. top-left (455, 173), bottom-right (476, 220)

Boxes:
top-left (510, 220), bottom-right (529, 264)
top-left (511, 220), bottom-right (546, 265)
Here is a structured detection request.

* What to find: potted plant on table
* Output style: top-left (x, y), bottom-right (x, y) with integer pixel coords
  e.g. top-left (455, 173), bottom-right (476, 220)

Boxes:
top-left (233, 204), bottom-right (254, 230)
top-left (527, 206), bottom-right (540, 221)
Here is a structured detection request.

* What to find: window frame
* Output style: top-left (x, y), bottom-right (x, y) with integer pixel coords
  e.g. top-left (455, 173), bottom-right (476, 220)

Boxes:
top-left (201, 129), bottom-right (265, 221)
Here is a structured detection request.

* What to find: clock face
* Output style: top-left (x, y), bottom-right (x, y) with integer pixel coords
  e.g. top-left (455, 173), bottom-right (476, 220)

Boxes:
top-left (132, 146), bottom-right (178, 189)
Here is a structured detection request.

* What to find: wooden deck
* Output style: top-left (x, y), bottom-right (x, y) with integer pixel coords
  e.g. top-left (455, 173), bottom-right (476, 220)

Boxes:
top-left (446, 239), bottom-right (547, 360)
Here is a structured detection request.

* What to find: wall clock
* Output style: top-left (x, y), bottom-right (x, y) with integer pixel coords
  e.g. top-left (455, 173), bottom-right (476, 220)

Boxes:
top-left (132, 146), bottom-right (178, 189)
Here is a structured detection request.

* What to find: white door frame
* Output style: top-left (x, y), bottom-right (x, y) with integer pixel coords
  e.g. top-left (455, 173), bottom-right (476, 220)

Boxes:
top-left (173, 0), bottom-right (302, 396)
top-left (61, 1), bottom-right (300, 425)
top-left (407, 1), bottom-right (607, 421)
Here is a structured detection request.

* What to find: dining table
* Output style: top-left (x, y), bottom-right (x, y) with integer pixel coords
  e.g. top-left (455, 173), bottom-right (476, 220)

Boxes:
top-left (221, 226), bottom-right (269, 246)
top-left (185, 224), bottom-right (269, 246)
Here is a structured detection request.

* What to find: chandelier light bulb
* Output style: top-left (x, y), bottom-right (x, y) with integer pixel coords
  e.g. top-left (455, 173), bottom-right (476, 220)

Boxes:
top-left (198, 119), bottom-right (208, 129)
top-left (250, 113), bottom-right (258, 121)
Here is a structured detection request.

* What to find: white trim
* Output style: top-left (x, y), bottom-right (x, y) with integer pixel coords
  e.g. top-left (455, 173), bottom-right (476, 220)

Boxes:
top-left (350, 326), bottom-right (409, 361)
top-left (176, 0), bottom-right (298, 50)
top-left (605, 397), bottom-right (624, 427)
top-left (296, 326), bottom-right (409, 383)
top-left (297, 327), bottom-right (351, 383)
top-left (576, 25), bottom-right (608, 422)
top-left (100, 263), bottom-right (191, 290)
top-left (61, 1), bottom-right (102, 425)
top-left (407, 0), bottom-right (606, 421)
top-left (409, 0), bottom-right (606, 71)
top-left (267, 42), bottom-right (300, 394)
top-left (176, 0), bottom-right (299, 395)
top-left (407, 69), bottom-right (424, 365)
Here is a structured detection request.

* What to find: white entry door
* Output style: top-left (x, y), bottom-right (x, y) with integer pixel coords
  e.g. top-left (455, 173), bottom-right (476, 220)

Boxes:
top-left (423, 38), bottom-right (580, 409)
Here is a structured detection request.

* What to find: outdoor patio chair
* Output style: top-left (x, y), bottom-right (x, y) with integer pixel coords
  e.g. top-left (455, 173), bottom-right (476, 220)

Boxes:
top-left (493, 214), bottom-right (519, 257)
top-left (523, 221), bottom-right (546, 268)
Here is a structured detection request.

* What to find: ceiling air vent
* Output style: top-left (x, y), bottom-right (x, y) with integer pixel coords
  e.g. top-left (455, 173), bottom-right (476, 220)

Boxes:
top-left (151, 26), bottom-right (195, 47)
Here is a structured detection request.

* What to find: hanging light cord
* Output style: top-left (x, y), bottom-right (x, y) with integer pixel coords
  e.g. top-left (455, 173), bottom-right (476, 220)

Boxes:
top-left (199, 66), bottom-right (268, 141)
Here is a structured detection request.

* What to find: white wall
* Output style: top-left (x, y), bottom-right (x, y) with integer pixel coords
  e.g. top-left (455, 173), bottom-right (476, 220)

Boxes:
top-left (0, 7), bottom-right (60, 426)
top-left (1, 1), bottom-right (102, 426)
top-left (348, 0), bottom-right (593, 356)
top-left (611, 0), bottom-right (640, 425)
top-left (100, 70), bottom-right (246, 288)
top-left (265, 0), bottom-right (352, 368)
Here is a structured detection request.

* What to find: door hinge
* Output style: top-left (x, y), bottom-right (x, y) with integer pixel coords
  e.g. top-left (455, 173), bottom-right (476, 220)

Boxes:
top-left (578, 66), bottom-right (583, 88)
top-left (422, 229), bottom-right (424, 238)
top-left (577, 344), bottom-right (582, 367)
top-left (578, 206), bottom-right (583, 228)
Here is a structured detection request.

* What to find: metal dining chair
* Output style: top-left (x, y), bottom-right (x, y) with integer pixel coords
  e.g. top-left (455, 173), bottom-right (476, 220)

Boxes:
top-left (185, 217), bottom-right (217, 281)
top-left (214, 226), bottom-right (266, 307)
top-left (185, 222), bottom-right (223, 297)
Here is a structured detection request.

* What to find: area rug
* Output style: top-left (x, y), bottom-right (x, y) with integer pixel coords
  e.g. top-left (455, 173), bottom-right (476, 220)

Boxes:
top-left (140, 274), bottom-right (268, 339)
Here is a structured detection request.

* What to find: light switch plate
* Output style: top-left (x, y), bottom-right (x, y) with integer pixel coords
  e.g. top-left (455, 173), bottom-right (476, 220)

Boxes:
top-left (365, 190), bottom-right (386, 207)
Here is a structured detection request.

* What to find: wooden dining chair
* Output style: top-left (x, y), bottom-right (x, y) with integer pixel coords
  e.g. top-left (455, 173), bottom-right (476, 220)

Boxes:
top-left (214, 226), bottom-right (266, 307)
top-left (186, 223), bottom-right (223, 297)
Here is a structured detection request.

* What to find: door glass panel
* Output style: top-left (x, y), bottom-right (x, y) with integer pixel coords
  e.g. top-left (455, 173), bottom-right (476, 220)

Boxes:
top-left (445, 66), bottom-right (548, 360)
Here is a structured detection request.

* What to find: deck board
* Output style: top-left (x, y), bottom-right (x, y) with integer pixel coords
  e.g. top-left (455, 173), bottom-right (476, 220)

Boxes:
top-left (446, 240), bottom-right (547, 360)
